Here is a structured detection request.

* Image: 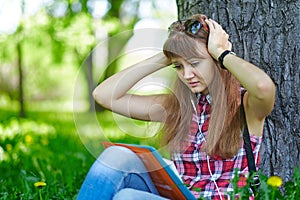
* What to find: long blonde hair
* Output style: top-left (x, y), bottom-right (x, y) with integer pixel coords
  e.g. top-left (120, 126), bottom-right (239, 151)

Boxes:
top-left (162, 14), bottom-right (244, 159)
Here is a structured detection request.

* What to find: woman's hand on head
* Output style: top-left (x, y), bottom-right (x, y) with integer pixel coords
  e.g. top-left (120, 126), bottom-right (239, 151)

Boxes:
top-left (205, 19), bottom-right (232, 60)
top-left (156, 52), bottom-right (172, 66)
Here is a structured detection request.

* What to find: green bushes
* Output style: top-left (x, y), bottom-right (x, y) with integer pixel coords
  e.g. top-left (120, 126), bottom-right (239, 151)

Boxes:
top-left (228, 168), bottom-right (300, 200)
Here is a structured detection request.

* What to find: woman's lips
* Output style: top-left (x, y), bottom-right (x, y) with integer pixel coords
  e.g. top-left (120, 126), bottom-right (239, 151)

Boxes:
top-left (188, 81), bottom-right (200, 87)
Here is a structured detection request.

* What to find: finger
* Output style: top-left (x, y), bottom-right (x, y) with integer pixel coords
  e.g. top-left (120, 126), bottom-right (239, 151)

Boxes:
top-left (209, 19), bottom-right (222, 29)
top-left (225, 33), bottom-right (229, 39)
top-left (227, 41), bottom-right (232, 50)
top-left (205, 19), bottom-right (214, 30)
top-left (208, 18), bottom-right (218, 24)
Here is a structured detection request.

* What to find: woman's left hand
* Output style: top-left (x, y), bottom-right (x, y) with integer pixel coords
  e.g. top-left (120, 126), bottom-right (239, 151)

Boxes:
top-left (205, 19), bottom-right (232, 60)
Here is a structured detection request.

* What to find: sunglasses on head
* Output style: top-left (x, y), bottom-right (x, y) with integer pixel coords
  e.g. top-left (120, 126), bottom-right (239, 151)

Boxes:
top-left (168, 19), bottom-right (209, 37)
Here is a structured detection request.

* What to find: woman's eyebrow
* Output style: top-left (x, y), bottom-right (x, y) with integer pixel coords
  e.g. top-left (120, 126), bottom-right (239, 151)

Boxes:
top-left (171, 59), bottom-right (181, 64)
top-left (188, 58), bottom-right (199, 62)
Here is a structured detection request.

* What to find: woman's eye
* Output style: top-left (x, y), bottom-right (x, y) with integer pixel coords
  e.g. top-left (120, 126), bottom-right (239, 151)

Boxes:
top-left (172, 64), bottom-right (183, 69)
top-left (191, 61), bottom-right (199, 67)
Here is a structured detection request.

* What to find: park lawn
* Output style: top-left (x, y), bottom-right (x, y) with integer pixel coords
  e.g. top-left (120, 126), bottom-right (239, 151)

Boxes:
top-left (0, 109), bottom-right (161, 200)
top-left (1, 109), bottom-right (300, 200)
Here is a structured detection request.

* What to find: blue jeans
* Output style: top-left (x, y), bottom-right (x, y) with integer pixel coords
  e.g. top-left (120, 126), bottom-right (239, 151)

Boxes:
top-left (76, 146), bottom-right (169, 200)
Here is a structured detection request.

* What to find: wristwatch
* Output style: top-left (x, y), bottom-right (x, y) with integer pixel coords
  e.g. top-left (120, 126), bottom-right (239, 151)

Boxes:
top-left (218, 50), bottom-right (236, 69)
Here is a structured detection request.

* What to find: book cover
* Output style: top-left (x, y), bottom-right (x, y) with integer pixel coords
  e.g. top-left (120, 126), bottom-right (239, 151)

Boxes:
top-left (102, 142), bottom-right (196, 200)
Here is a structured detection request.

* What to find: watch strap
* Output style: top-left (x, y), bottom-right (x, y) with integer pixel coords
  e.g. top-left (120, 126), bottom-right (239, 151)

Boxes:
top-left (218, 50), bottom-right (235, 69)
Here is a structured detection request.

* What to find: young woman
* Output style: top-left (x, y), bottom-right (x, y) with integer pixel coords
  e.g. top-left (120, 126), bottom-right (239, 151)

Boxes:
top-left (77, 14), bottom-right (275, 200)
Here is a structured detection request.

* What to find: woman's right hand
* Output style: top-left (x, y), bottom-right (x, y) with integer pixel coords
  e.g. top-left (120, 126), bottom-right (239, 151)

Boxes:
top-left (93, 52), bottom-right (171, 122)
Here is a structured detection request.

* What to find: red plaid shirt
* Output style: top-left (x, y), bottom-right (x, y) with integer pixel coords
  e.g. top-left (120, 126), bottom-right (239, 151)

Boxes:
top-left (172, 94), bottom-right (262, 200)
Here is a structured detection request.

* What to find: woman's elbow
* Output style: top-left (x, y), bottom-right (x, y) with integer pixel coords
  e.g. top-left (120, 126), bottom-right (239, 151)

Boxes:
top-left (93, 87), bottom-right (110, 108)
top-left (256, 78), bottom-right (276, 102)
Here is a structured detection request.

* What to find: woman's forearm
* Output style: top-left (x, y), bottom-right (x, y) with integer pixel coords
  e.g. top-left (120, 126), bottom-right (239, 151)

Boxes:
top-left (205, 18), bottom-right (275, 117)
top-left (93, 52), bottom-right (170, 109)
top-left (222, 53), bottom-right (275, 101)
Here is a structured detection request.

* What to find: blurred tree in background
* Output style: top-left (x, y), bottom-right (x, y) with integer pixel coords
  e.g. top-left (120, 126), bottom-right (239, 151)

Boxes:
top-left (1, 0), bottom-right (98, 116)
top-left (0, 2), bottom-right (176, 198)
top-left (0, 0), bottom-right (176, 115)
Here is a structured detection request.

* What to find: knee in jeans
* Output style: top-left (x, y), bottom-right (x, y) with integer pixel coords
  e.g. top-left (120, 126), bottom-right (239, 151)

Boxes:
top-left (113, 188), bottom-right (137, 200)
top-left (113, 188), bottom-right (168, 200)
top-left (98, 146), bottom-right (147, 173)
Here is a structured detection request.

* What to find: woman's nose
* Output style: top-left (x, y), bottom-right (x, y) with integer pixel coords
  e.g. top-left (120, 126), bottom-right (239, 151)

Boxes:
top-left (183, 65), bottom-right (194, 79)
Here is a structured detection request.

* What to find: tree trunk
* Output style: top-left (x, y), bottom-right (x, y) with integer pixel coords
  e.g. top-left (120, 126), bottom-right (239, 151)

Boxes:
top-left (176, 0), bottom-right (300, 182)
top-left (94, 31), bottom-right (134, 112)
top-left (16, 0), bottom-right (26, 118)
top-left (17, 42), bottom-right (25, 118)
top-left (84, 53), bottom-right (95, 112)
top-left (100, 30), bottom-right (134, 82)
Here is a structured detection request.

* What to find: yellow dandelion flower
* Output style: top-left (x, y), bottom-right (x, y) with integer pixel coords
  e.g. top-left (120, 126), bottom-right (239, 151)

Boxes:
top-left (267, 176), bottom-right (283, 187)
top-left (34, 181), bottom-right (47, 188)
top-left (25, 135), bottom-right (33, 144)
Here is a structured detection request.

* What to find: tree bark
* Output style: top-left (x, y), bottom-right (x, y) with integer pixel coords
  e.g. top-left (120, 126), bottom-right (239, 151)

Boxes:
top-left (176, 0), bottom-right (300, 182)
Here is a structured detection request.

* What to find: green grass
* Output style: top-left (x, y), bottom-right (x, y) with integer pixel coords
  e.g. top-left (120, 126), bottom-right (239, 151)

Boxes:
top-left (0, 109), bottom-right (163, 200)
top-left (3, 108), bottom-right (298, 200)
top-left (0, 110), bottom-right (91, 199)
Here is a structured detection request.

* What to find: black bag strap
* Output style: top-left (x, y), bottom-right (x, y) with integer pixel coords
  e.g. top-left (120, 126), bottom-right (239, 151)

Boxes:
top-left (242, 117), bottom-right (256, 173)
top-left (241, 92), bottom-right (260, 191)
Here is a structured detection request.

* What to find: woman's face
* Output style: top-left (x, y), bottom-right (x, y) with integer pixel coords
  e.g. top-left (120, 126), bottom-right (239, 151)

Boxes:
top-left (171, 51), bottom-right (215, 94)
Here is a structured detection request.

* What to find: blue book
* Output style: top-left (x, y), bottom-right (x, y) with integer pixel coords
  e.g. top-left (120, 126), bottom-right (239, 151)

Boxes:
top-left (102, 142), bottom-right (196, 200)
